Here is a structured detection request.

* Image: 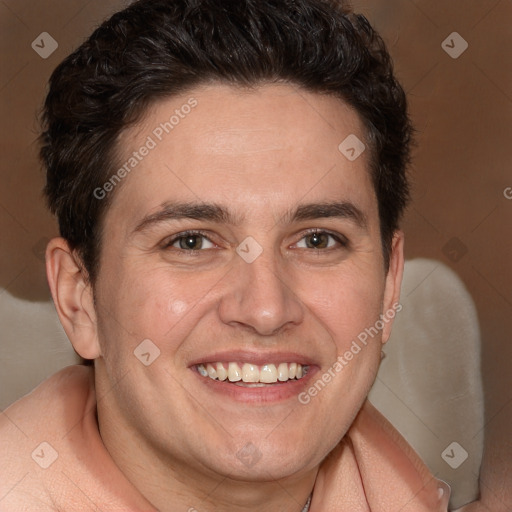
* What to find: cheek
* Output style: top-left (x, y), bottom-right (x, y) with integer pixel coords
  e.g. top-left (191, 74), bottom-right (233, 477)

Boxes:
top-left (295, 269), bottom-right (385, 437)
top-left (299, 265), bottom-right (385, 352)
top-left (95, 264), bottom-right (218, 364)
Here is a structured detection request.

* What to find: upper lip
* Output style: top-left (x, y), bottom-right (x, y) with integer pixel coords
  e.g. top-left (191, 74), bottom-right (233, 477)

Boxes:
top-left (187, 350), bottom-right (319, 368)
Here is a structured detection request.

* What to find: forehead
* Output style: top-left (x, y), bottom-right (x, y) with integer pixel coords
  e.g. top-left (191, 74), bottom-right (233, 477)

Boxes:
top-left (109, 83), bottom-right (376, 228)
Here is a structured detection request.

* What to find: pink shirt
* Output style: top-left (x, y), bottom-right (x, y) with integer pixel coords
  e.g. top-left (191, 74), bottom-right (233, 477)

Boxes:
top-left (0, 365), bottom-right (450, 511)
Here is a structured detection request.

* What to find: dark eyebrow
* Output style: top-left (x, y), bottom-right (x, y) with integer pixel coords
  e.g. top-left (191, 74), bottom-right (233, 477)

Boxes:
top-left (133, 200), bottom-right (367, 235)
top-left (288, 201), bottom-right (368, 229)
top-left (133, 202), bottom-right (238, 234)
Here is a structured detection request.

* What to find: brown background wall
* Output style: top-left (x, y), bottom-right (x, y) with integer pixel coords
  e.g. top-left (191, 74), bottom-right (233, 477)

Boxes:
top-left (352, 1), bottom-right (512, 505)
top-left (1, 0), bottom-right (511, 506)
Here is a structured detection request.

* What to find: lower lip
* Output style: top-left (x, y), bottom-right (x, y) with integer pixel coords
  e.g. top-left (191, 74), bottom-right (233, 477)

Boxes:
top-left (192, 368), bottom-right (318, 404)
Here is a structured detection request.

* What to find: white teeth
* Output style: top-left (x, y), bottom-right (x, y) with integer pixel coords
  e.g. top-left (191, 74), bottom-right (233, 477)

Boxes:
top-left (197, 362), bottom-right (307, 384)
top-left (277, 362), bottom-right (289, 381)
top-left (260, 364), bottom-right (278, 383)
top-left (228, 362), bottom-right (242, 382)
top-left (216, 362), bottom-right (228, 381)
top-left (242, 363), bottom-right (259, 382)
top-left (206, 363), bottom-right (217, 379)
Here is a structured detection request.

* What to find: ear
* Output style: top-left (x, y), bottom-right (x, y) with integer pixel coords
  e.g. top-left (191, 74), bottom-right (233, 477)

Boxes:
top-left (381, 231), bottom-right (405, 344)
top-left (46, 237), bottom-right (101, 359)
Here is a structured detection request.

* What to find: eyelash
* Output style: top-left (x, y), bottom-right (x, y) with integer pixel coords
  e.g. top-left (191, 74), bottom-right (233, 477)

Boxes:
top-left (161, 230), bottom-right (214, 251)
top-left (162, 229), bottom-right (348, 252)
top-left (296, 229), bottom-right (349, 250)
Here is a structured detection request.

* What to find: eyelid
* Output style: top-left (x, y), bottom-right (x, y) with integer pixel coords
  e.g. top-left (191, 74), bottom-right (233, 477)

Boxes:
top-left (160, 228), bottom-right (348, 251)
top-left (161, 230), bottom-right (217, 250)
top-left (293, 228), bottom-right (349, 249)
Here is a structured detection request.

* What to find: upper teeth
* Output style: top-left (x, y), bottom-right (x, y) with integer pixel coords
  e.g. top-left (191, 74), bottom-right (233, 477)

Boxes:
top-left (196, 362), bottom-right (308, 383)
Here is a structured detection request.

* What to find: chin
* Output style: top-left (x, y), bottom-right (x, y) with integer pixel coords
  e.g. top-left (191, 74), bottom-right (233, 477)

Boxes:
top-left (202, 433), bottom-right (322, 482)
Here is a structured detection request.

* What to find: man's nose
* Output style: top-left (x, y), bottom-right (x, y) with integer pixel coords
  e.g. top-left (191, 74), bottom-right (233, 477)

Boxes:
top-left (217, 250), bottom-right (304, 337)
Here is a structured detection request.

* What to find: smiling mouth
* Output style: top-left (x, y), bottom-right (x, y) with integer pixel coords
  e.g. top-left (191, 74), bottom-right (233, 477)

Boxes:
top-left (196, 362), bottom-right (309, 387)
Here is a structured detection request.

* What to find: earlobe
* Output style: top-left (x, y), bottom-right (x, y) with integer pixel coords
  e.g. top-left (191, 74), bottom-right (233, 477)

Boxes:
top-left (381, 231), bottom-right (405, 344)
top-left (46, 237), bottom-right (101, 359)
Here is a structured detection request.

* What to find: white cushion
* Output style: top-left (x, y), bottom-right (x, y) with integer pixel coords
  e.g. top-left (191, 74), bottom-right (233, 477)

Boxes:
top-left (0, 290), bottom-right (80, 409)
top-left (370, 258), bottom-right (483, 509)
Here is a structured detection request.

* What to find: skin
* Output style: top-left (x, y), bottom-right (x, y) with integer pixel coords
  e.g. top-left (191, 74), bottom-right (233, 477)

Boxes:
top-left (46, 83), bottom-right (404, 511)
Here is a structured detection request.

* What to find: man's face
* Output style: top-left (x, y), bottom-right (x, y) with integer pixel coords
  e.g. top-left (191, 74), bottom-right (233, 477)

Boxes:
top-left (91, 84), bottom-right (402, 482)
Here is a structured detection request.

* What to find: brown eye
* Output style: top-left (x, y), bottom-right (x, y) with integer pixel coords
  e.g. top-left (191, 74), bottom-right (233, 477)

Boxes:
top-left (305, 232), bottom-right (330, 249)
top-left (296, 231), bottom-right (340, 250)
top-left (170, 233), bottom-right (215, 250)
